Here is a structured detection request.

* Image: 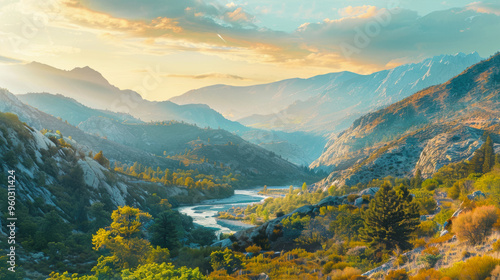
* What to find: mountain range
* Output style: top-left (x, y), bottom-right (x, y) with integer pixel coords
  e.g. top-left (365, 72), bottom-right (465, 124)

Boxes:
top-left (0, 62), bottom-right (247, 133)
top-left (313, 52), bottom-right (500, 188)
top-left (173, 52), bottom-right (482, 134)
top-left (0, 89), bottom-right (313, 186)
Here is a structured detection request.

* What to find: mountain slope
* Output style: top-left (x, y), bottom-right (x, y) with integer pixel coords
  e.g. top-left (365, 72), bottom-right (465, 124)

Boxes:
top-left (313, 52), bottom-right (500, 188)
top-left (17, 93), bottom-right (142, 125)
top-left (1, 89), bottom-right (312, 186)
top-left (0, 62), bottom-right (247, 132)
top-left (19, 91), bottom-right (326, 166)
top-left (170, 71), bottom-right (361, 119)
top-left (238, 52), bottom-right (483, 133)
top-left (0, 88), bottom-right (179, 169)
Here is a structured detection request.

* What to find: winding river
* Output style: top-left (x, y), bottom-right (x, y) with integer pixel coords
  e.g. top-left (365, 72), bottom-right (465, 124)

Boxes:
top-left (177, 186), bottom-right (293, 234)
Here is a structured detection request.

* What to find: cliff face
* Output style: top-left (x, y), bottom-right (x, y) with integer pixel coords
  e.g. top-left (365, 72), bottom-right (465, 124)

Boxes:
top-left (312, 53), bottom-right (500, 188)
top-left (0, 112), bottom-right (188, 213)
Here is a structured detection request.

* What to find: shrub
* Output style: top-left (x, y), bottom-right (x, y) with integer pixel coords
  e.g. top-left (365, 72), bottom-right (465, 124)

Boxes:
top-left (329, 267), bottom-right (362, 280)
top-left (323, 261), bottom-right (336, 274)
top-left (493, 239), bottom-right (500, 251)
top-left (449, 183), bottom-right (460, 200)
top-left (416, 220), bottom-right (439, 237)
top-left (419, 253), bottom-right (442, 269)
top-left (442, 255), bottom-right (500, 280)
top-left (411, 238), bottom-right (427, 249)
top-left (453, 205), bottom-right (498, 245)
top-left (245, 245), bottom-right (262, 254)
top-left (410, 269), bottom-right (442, 280)
top-left (347, 194), bottom-right (359, 203)
top-left (385, 269), bottom-right (409, 280)
top-left (394, 255), bottom-right (408, 268)
top-left (422, 179), bottom-right (439, 191)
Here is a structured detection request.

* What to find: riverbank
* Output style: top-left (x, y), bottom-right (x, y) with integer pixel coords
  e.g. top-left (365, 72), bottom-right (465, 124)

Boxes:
top-left (176, 186), bottom-right (294, 234)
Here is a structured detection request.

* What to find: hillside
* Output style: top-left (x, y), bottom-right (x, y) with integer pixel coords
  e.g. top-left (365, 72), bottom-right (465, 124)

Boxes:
top-left (0, 111), bottom-right (205, 276)
top-left (0, 89), bottom-right (182, 169)
top-left (0, 62), bottom-right (247, 132)
top-left (77, 116), bottom-right (310, 185)
top-left (1, 89), bottom-right (314, 187)
top-left (17, 93), bottom-right (142, 125)
top-left (19, 92), bottom-right (326, 166)
top-left (312, 52), bottom-right (500, 188)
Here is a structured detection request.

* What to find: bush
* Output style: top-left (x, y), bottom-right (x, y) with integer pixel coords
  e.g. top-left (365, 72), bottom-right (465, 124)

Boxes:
top-left (385, 269), bottom-right (408, 280)
top-left (453, 205), bottom-right (498, 245)
top-left (442, 255), bottom-right (500, 280)
top-left (492, 239), bottom-right (500, 251)
top-left (347, 194), bottom-right (359, 203)
top-left (410, 269), bottom-right (442, 280)
top-left (245, 245), bottom-right (261, 254)
top-left (422, 179), bottom-right (439, 191)
top-left (329, 267), bottom-right (362, 280)
top-left (416, 220), bottom-right (439, 237)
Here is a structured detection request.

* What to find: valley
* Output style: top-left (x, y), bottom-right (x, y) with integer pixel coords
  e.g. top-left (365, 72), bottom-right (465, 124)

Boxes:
top-left (0, 9), bottom-right (498, 277)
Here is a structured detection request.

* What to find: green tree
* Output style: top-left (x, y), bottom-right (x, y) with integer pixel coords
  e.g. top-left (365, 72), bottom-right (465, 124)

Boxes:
top-left (411, 169), bottom-right (423, 189)
top-left (210, 248), bottom-right (244, 274)
top-left (151, 211), bottom-right (181, 252)
top-left (361, 183), bottom-right (420, 251)
top-left (482, 135), bottom-right (495, 173)
top-left (92, 206), bottom-right (152, 269)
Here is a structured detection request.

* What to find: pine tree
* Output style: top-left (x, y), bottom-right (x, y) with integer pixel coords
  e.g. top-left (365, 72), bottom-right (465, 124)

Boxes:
top-left (151, 211), bottom-right (181, 252)
top-left (410, 169), bottom-right (422, 189)
top-left (482, 135), bottom-right (494, 173)
top-left (361, 183), bottom-right (420, 251)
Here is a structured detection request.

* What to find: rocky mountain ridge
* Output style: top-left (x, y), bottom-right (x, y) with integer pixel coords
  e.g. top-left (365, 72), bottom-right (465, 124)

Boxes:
top-left (312, 52), bottom-right (500, 188)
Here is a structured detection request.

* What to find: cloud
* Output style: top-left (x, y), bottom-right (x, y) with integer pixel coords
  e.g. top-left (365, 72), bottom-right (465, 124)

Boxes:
top-left (466, 1), bottom-right (500, 15)
top-left (165, 73), bottom-right (251, 80)
top-left (338, 5), bottom-right (379, 19)
top-left (3, 0), bottom-right (499, 74)
top-left (294, 7), bottom-right (500, 68)
top-left (226, 7), bottom-right (254, 23)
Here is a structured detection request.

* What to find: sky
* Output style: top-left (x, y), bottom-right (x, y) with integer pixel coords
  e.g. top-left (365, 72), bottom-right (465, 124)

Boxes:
top-left (0, 0), bottom-right (499, 101)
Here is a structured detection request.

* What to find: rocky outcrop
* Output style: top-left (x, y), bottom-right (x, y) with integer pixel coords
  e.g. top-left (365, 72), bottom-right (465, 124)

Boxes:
top-left (216, 189), bottom-right (378, 250)
top-left (312, 53), bottom-right (500, 189)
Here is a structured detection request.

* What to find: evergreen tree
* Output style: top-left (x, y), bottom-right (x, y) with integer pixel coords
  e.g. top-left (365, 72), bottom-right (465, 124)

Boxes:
top-left (482, 135), bottom-right (494, 173)
top-left (468, 135), bottom-right (495, 174)
top-left (410, 169), bottom-right (422, 189)
top-left (361, 183), bottom-right (420, 251)
top-left (151, 211), bottom-right (181, 252)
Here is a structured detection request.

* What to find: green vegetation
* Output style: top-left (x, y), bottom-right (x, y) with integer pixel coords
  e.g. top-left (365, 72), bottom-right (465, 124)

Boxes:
top-left (114, 161), bottom-right (235, 199)
top-left (362, 183), bottom-right (420, 251)
top-left (217, 186), bottom-right (327, 225)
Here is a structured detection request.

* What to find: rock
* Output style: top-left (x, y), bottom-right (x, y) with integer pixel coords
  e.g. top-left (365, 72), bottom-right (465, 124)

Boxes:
top-left (440, 230), bottom-right (449, 237)
top-left (258, 273), bottom-right (270, 280)
top-left (212, 238), bottom-right (233, 248)
top-left (354, 197), bottom-right (364, 207)
top-left (467, 190), bottom-right (486, 200)
top-left (317, 196), bottom-right (342, 207)
top-left (358, 187), bottom-right (379, 196)
top-left (291, 205), bottom-right (314, 215)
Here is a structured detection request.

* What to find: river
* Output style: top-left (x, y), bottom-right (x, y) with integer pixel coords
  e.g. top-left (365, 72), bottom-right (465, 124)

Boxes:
top-left (177, 186), bottom-right (293, 234)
